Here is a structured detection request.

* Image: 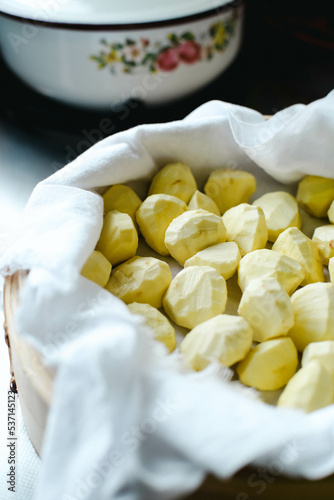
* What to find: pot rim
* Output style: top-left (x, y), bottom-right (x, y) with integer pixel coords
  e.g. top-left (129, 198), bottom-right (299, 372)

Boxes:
top-left (0, 0), bottom-right (244, 31)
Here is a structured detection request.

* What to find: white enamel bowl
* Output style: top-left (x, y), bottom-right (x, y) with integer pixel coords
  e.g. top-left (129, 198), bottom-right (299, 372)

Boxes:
top-left (0, 0), bottom-right (245, 109)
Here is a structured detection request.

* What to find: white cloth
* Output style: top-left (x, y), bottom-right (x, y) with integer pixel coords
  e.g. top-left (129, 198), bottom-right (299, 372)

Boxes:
top-left (1, 94), bottom-right (334, 500)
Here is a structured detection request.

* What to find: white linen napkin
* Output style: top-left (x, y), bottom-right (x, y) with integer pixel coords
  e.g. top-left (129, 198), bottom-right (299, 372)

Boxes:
top-left (1, 93), bottom-right (334, 500)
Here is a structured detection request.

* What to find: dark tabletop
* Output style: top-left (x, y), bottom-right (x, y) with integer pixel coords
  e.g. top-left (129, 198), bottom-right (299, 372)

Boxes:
top-left (1, 0), bottom-right (334, 164)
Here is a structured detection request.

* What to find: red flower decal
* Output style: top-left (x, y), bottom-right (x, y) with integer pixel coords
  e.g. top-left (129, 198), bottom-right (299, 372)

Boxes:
top-left (178, 41), bottom-right (202, 64)
top-left (156, 47), bottom-right (179, 71)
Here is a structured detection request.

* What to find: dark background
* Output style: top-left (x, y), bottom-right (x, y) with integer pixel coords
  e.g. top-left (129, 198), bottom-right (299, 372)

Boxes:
top-left (1, 0), bottom-right (334, 159)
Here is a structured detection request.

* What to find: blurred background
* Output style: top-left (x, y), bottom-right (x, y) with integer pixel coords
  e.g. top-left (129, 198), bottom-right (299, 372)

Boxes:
top-left (1, 0), bottom-right (334, 233)
top-left (1, 0), bottom-right (334, 234)
top-left (1, 1), bottom-right (334, 135)
top-left (1, 0), bottom-right (334, 232)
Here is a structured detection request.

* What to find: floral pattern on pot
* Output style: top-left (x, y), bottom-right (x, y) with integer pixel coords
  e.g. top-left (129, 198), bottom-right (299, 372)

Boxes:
top-left (90, 16), bottom-right (238, 74)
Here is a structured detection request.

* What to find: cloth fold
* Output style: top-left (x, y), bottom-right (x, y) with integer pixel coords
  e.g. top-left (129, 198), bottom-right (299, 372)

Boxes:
top-left (1, 94), bottom-right (334, 500)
